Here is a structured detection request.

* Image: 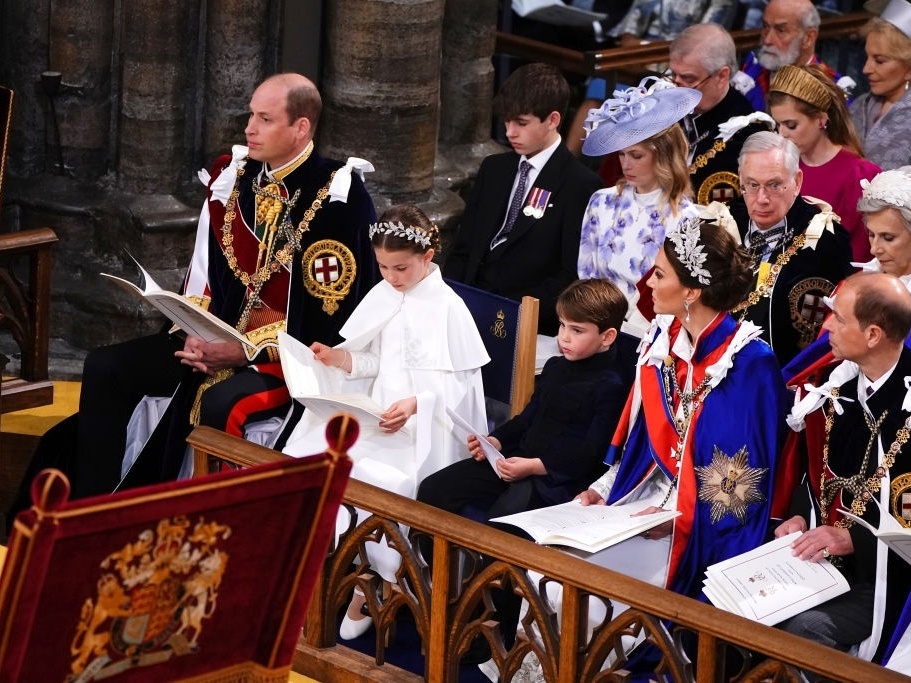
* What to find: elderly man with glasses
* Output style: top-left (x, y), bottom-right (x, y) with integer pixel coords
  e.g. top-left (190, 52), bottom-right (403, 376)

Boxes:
top-left (727, 131), bottom-right (853, 365)
top-left (740, 0), bottom-right (840, 111)
top-left (667, 23), bottom-right (775, 204)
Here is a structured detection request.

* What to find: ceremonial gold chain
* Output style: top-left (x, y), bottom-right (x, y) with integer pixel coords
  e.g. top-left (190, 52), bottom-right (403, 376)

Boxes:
top-left (732, 233), bottom-right (806, 315)
top-left (820, 390), bottom-right (911, 528)
top-left (220, 167), bottom-right (335, 332)
top-left (689, 139), bottom-right (726, 174)
top-left (658, 356), bottom-right (715, 509)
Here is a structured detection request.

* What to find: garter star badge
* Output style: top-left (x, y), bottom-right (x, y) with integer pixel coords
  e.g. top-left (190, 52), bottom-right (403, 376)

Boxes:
top-left (695, 446), bottom-right (767, 524)
top-left (696, 171), bottom-right (740, 205)
top-left (302, 239), bottom-right (356, 315)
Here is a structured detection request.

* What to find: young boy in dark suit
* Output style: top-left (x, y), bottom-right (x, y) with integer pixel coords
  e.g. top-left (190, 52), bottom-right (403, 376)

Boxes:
top-left (443, 63), bottom-right (604, 335)
top-left (417, 278), bottom-right (635, 522)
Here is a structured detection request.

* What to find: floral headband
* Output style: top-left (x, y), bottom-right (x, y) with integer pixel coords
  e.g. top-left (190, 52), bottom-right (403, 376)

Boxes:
top-left (666, 216), bottom-right (711, 286)
top-left (368, 221), bottom-right (432, 248)
top-left (860, 167), bottom-right (911, 211)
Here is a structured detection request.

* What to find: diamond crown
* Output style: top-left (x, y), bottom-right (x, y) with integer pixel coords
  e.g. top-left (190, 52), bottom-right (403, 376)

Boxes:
top-left (667, 217), bottom-right (711, 286)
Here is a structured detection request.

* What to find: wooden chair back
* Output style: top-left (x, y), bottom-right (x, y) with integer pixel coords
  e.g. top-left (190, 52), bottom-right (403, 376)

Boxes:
top-left (0, 418), bottom-right (355, 682)
top-left (446, 279), bottom-right (538, 417)
top-left (0, 85), bottom-right (58, 414)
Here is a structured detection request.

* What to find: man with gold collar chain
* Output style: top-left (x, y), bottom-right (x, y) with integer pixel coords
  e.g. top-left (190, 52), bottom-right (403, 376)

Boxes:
top-left (777, 272), bottom-right (911, 662)
top-left (668, 24), bottom-right (776, 206)
top-left (16, 73), bottom-right (377, 503)
top-left (727, 131), bottom-right (853, 367)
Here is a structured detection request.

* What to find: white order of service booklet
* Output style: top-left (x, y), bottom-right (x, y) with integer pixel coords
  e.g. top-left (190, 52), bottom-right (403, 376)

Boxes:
top-left (702, 531), bottom-right (849, 626)
top-left (102, 254), bottom-right (268, 361)
top-left (839, 499), bottom-right (911, 566)
top-left (489, 500), bottom-right (680, 553)
top-left (446, 406), bottom-right (505, 478)
top-left (277, 330), bottom-right (410, 444)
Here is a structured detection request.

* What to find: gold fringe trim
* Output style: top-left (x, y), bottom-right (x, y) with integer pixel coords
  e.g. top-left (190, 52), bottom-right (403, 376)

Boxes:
top-left (189, 368), bottom-right (235, 426)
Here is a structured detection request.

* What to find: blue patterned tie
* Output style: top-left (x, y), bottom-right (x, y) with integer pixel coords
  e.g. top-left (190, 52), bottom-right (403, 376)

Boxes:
top-left (490, 160), bottom-right (531, 250)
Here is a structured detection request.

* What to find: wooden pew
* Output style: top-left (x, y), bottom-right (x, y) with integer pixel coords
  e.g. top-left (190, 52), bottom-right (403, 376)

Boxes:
top-left (188, 426), bottom-right (907, 683)
top-left (495, 11), bottom-right (873, 80)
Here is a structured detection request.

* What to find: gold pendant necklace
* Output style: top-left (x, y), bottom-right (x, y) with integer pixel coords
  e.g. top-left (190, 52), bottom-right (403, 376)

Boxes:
top-left (220, 163), bottom-right (335, 332)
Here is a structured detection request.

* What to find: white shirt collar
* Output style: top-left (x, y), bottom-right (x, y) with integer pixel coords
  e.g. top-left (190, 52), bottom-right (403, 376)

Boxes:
top-left (523, 135), bottom-right (561, 173)
top-left (859, 360), bottom-right (899, 410)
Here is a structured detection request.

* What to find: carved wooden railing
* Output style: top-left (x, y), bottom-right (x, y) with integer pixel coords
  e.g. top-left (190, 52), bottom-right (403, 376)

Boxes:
top-left (188, 426), bottom-right (910, 683)
top-left (495, 12), bottom-right (872, 79)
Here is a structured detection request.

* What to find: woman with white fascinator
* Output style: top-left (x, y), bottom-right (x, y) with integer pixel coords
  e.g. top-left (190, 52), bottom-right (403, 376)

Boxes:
top-left (784, 166), bottom-right (911, 383)
top-left (577, 78), bottom-right (703, 337)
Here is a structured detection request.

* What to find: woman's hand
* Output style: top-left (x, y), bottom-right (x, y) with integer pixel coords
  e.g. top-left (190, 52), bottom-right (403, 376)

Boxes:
top-left (495, 456), bottom-right (545, 482)
top-left (175, 337), bottom-right (246, 375)
top-left (632, 505), bottom-right (674, 540)
top-left (379, 396), bottom-right (417, 432)
top-left (576, 489), bottom-right (606, 506)
top-left (467, 434), bottom-right (501, 461)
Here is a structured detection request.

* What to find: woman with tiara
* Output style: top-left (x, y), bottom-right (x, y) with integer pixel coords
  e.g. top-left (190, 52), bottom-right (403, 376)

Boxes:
top-left (578, 215), bottom-right (787, 601)
top-left (768, 64), bottom-right (881, 262)
top-left (492, 216), bottom-right (788, 682)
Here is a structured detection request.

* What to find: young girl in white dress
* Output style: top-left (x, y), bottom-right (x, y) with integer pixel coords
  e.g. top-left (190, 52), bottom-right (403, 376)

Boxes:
top-left (280, 203), bottom-right (489, 639)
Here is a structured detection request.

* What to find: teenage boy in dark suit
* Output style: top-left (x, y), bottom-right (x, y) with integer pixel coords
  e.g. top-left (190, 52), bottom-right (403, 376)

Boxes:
top-left (443, 63), bottom-right (604, 335)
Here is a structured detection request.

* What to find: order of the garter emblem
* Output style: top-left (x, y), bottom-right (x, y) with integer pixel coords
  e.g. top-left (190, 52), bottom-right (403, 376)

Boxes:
top-left (696, 171), bottom-right (740, 205)
top-left (695, 446), bottom-right (767, 524)
top-left (891, 473), bottom-right (911, 528)
top-left (302, 239), bottom-right (356, 315)
top-left (67, 515), bottom-right (231, 682)
top-left (789, 277), bottom-right (835, 349)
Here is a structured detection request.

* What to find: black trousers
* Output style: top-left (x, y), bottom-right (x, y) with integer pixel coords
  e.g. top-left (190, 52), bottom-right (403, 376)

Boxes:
top-left (11, 330), bottom-right (290, 516)
top-left (416, 456), bottom-right (545, 523)
top-left (7, 332), bottom-right (183, 527)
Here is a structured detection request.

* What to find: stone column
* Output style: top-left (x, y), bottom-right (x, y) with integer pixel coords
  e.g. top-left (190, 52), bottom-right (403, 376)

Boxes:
top-left (203, 0), bottom-right (272, 166)
top-left (0, 0), bottom-right (51, 178)
top-left (439, 0), bottom-right (498, 148)
top-left (118, 1), bottom-right (194, 193)
top-left (320, 0), bottom-right (445, 201)
top-left (47, 1), bottom-right (114, 178)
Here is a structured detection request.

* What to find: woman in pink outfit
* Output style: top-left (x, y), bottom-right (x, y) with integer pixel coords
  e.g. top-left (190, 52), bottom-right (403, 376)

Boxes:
top-left (769, 64), bottom-right (881, 262)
